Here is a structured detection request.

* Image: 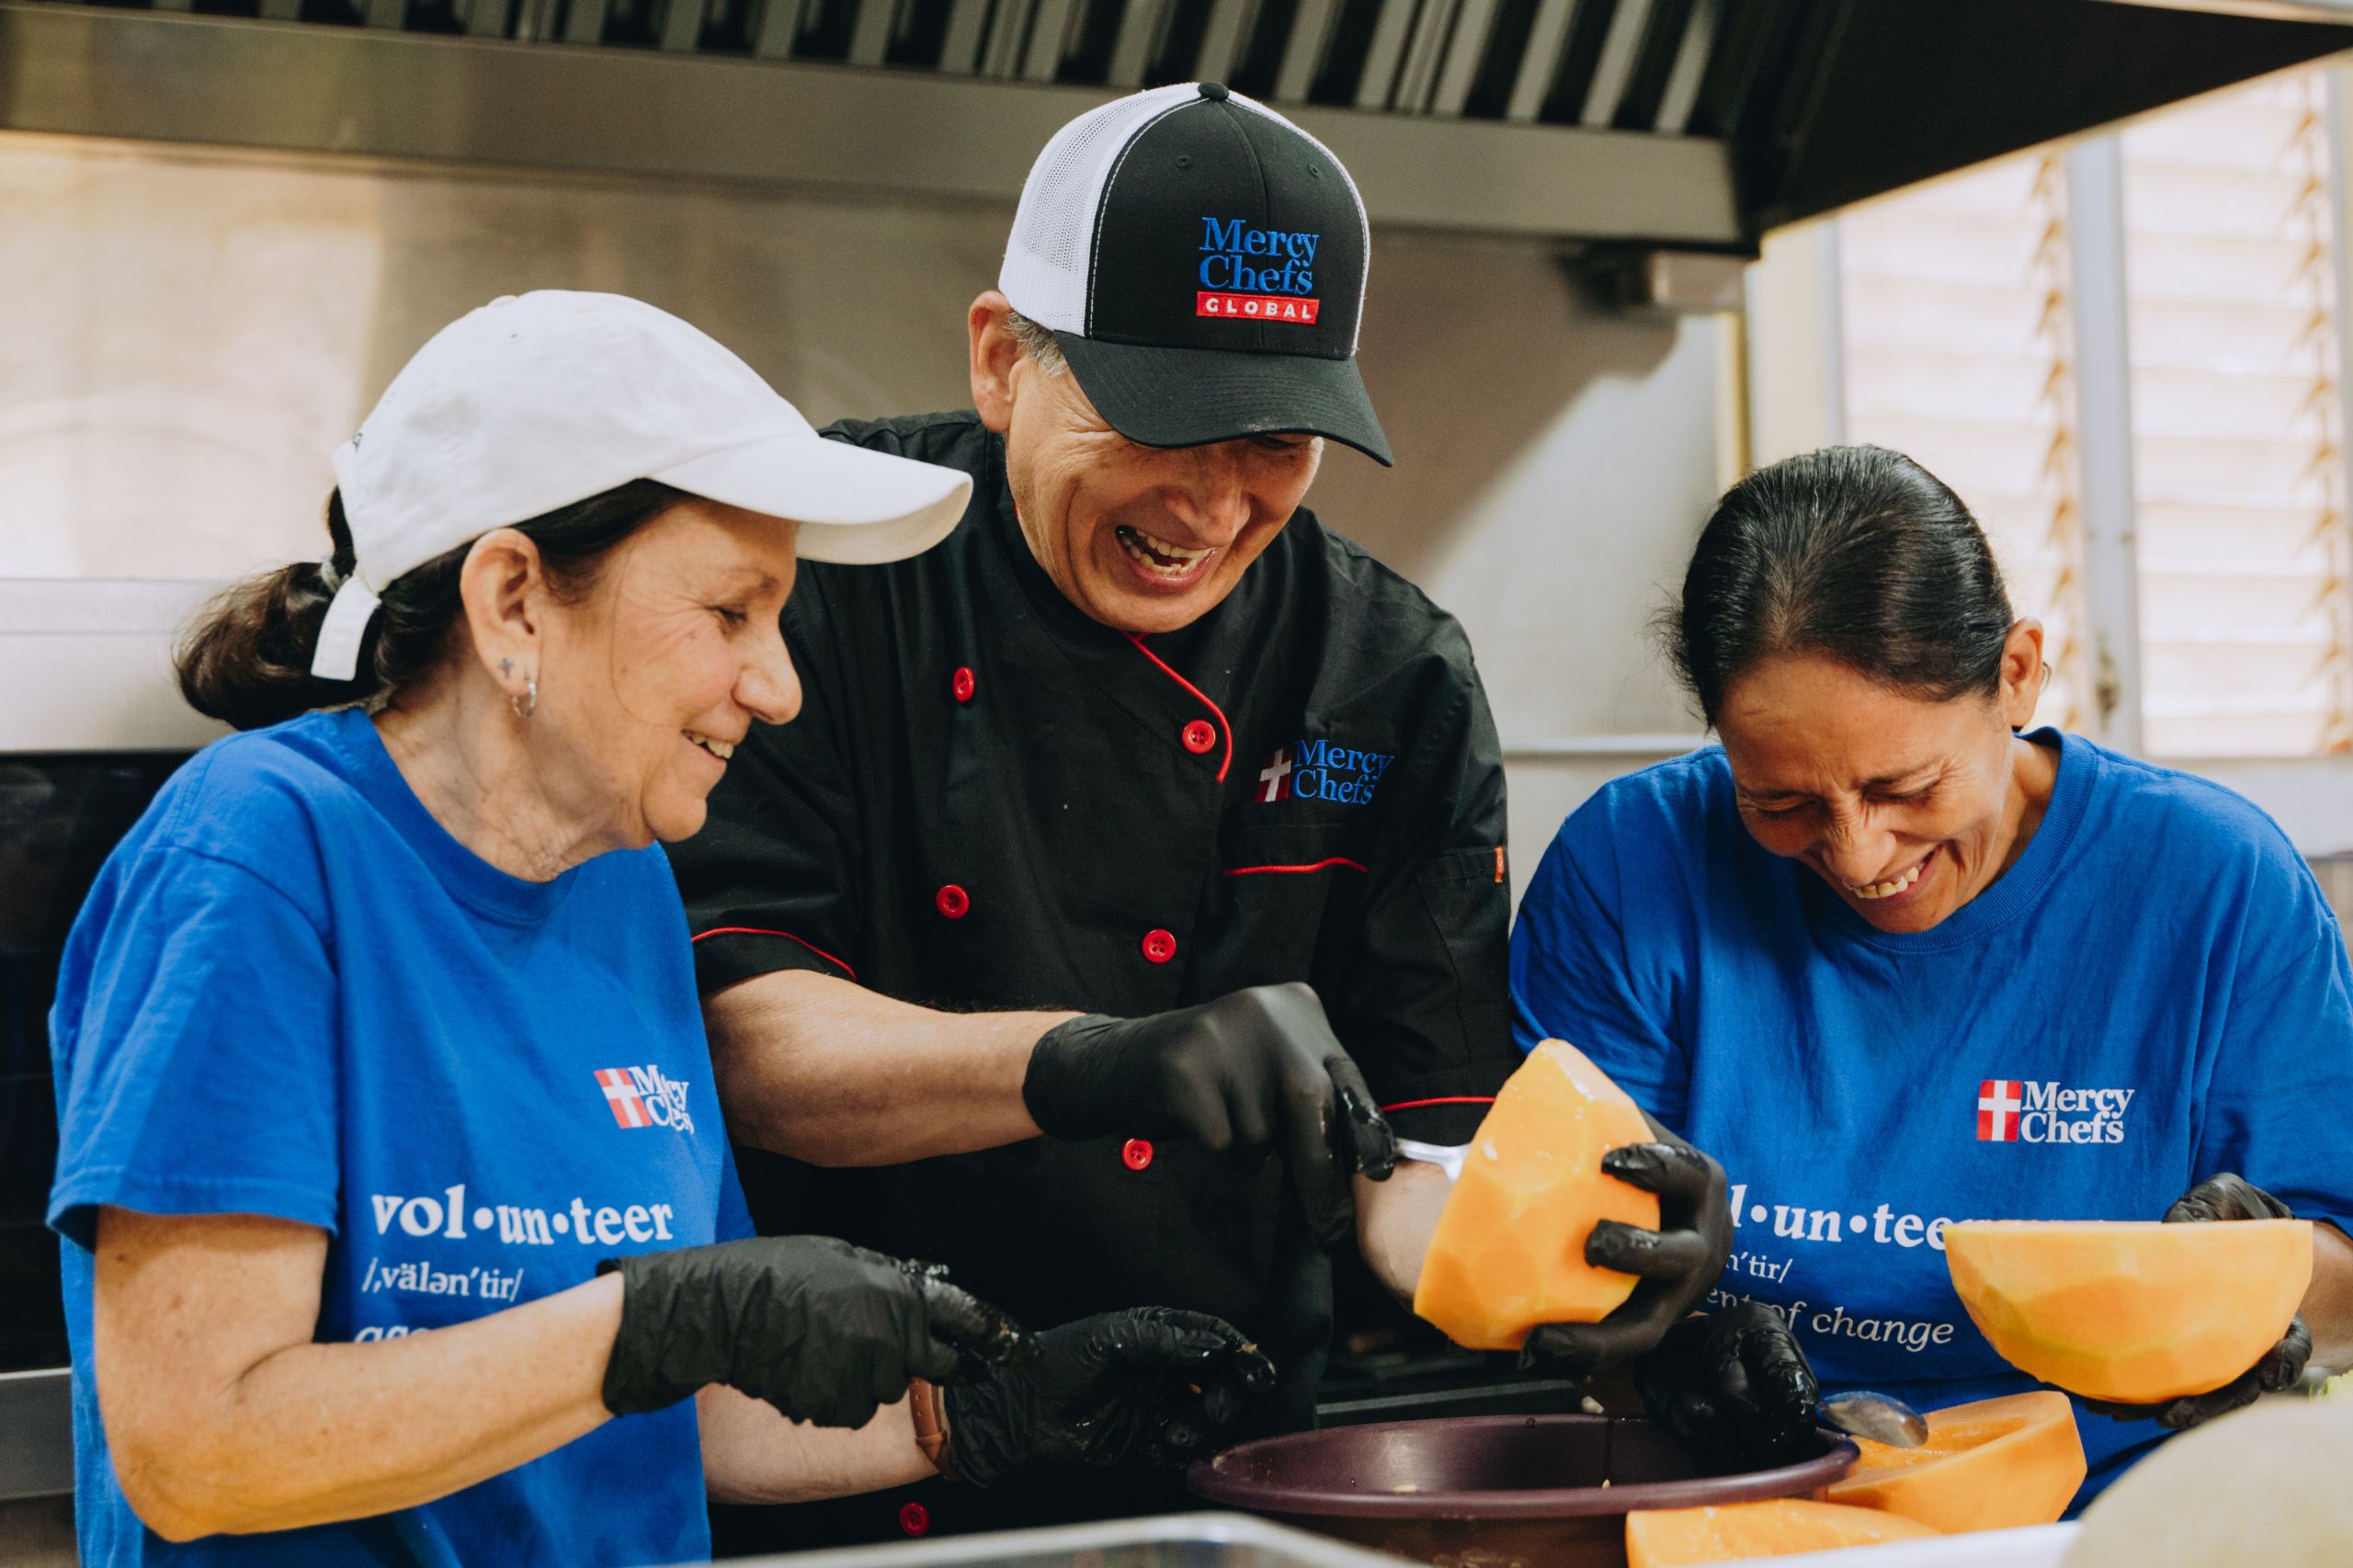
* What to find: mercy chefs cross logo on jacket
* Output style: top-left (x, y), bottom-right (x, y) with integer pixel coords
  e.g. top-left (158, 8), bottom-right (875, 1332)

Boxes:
top-left (1977, 1078), bottom-right (2134, 1144)
top-left (1259, 739), bottom-right (1396, 805)
top-left (1198, 215), bottom-right (1322, 324)
top-left (597, 1065), bottom-right (696, 1133)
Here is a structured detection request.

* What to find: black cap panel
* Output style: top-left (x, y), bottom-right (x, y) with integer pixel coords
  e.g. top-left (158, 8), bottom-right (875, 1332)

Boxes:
top-left (1085, 97), bottom-right (1366, 362)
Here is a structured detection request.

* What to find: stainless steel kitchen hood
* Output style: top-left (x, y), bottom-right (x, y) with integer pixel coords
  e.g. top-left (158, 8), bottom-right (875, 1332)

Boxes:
top-left (0, 0), bottom-right (2349, 247)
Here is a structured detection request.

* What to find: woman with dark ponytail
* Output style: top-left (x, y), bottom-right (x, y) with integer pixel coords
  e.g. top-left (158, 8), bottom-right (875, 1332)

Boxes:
top-left (46, 292), bottom-right (1272, 1568)
top-left (1512, 445), bottom-right (2353, 1509)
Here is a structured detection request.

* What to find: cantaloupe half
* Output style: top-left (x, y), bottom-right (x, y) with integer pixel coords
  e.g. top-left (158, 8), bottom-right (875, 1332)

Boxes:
top-left (1826, 1391), bottom-right (2086, 1532)
top-left (1625, 1499), bottom-right (1941, 1567)
top-left (1945, 1220), bottom-right (2313, 1403)
top-left (1412, 1040), bottom-right (1661, 1350)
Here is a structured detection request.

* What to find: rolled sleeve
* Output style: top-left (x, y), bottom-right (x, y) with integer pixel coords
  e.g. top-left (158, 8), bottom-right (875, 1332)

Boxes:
top-left (49, 848), bottom-right (340, 1251)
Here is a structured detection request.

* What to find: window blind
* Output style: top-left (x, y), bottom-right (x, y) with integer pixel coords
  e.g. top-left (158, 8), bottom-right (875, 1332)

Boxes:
top-left (1836, 153), bottom-right (2095, 733)
top-left (2122, 72), bottom-right (2353, 758)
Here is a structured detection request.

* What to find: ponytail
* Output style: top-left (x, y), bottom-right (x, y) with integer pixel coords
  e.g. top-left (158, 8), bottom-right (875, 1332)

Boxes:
top-left (176, 481), bottom-right (683, 732)
top-left (178, 493), bottom-right (379, 731)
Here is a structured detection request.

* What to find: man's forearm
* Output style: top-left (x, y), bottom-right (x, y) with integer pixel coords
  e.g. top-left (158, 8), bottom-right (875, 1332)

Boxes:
top-left (1354, 1160), bottom-right (1451, 1305)
top-left (705, 970), bottom-right (1078, 1165)
top-left (698, 1386), bottom-right (935, 1505)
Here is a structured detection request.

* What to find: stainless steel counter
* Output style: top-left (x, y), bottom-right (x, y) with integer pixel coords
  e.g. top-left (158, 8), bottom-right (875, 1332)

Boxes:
top-left (733, 1513), bottom-right (1408, 1568)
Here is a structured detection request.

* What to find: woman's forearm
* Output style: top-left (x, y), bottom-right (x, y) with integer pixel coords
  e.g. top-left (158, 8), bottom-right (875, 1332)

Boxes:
top-left (97, 1210), bottom-right (624, 1541)
top-left (698, 1384), bottom-right (935, 1504)
top-left (704, 970), bottom-right (1075, 1165)
top-left (2301, 1220), bottom-right (2353, 1370)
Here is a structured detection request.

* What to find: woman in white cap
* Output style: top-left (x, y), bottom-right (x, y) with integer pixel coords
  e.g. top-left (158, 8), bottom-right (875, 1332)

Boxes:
top-left (46, 291), bottom-right (1272, 1568)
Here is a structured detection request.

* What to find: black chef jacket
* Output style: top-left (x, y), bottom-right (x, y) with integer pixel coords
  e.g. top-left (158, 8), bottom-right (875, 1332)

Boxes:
top-left (671, 412), bottom-right (1518, 1551)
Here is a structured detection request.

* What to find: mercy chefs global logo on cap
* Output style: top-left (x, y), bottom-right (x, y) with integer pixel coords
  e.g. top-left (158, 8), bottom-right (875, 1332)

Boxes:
top-left (1198, 215), bottom-right (1321, 324)
top-left (597, 1064), bottom-right (695, 1133)
top-left (1976, 1077), bottom-right (2134, 1144)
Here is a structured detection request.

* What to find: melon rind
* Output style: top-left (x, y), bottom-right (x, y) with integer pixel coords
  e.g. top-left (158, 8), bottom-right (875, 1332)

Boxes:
top-left (1944, 1220), bottom-right (2313, 1403)
top-left (1412, 1040), bottom-right (1661, 1351)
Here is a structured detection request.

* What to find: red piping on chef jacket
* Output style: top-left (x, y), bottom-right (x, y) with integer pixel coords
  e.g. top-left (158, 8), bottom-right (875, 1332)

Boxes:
top-left (1381, 1096), bottom-right (1496, 1113)
top-left (1125, 633), bottom-right (1233, 783)
top-left (691, 926), bottom-right (858, 982)
top-left (1224, 858), bottom-right (1370, 877)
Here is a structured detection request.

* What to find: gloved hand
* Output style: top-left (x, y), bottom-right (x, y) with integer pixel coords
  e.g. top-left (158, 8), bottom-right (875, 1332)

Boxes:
top-left (1633, 1302), bottom-right (1821, 1470)
top-left (944, 1306), bottom-right (1278, 1488)
top-left (2086, 1174), bottom-right (2312, 1430)
top-left (1518, 1116), bottom-right (1735, 1376)
top-left (598, 1235), bottom-right (1027, 1428)
top-left (1024, 983), bottom-right (1398, 1246)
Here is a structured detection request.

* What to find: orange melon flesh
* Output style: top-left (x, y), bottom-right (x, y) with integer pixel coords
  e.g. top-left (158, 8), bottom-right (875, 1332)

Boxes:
top-left (1826, 1390), bottom-right (2086, 1532)
top-left (1412, 1040), bottom-right (1661, 1350)
top-left (1945, 1220), bottom-right (2313, 1403)
top-left (1625, 1499), bottom-right (1941, 1567)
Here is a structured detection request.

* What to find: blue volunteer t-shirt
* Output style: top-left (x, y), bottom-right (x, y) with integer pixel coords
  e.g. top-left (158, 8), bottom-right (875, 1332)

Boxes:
top-left (49, 708), bottom-right (753, 1567)
top-left (1509, 730), bottom-right (2353, 1505)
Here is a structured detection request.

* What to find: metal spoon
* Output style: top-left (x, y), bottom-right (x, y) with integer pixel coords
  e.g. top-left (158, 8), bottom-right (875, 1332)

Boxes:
top-left (1395, 1140), bottom-right (1930, 1450)
top-left (1819, 1390), bottom-right (1928, 1449)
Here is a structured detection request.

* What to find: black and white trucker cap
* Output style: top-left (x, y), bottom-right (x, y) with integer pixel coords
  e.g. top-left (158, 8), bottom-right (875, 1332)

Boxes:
top-left (998, 82), bottom-right (1392, 466)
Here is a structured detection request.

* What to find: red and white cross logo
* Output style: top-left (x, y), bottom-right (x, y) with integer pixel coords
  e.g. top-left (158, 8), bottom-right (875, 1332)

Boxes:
top-left (597, 1067), bottom-right (652, 1129)
top-left (1977, 1079), bottom-right (2022, 1142)
top-left (1258, 747), bottom-right (1293, 803)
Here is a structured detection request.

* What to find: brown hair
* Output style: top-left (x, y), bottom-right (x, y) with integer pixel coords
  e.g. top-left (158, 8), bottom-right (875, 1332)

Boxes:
top-left (176, 481), bottom-right (688, 731)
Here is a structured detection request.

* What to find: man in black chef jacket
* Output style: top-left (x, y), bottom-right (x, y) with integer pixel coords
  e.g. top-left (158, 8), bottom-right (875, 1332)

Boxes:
top-left (672, 82), bottom-right (1747, 1548)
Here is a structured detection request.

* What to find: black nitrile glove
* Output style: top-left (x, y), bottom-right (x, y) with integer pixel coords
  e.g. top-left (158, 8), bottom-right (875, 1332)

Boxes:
top-left (2085, 1173), bottom-right (2312, 1431)
top-left (1518, 1116), bottom-right (1734, 1375)
top-left (1024, 983), bottom-right (1398, 1246)
top-left (943, 1307), bottom-right (1278, 1488)
top-left (1632, 1303), bottom-right (1821, 1471)
top-left (598, 1235), bottom-right (1028, 1428)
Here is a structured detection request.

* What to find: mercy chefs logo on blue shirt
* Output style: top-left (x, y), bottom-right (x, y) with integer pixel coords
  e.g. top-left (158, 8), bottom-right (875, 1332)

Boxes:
top-left (597, 1062), bottom-right (695, 1131)
top-left (1258, 737), bottom-right (1394, 804)
top-left (1198, 215), bottom-right (1323, 324)
top-left (1977, 1077), bottom-right (2134, 1143)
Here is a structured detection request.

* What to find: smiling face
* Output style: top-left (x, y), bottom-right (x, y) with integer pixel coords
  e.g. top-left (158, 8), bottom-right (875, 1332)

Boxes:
top-left (969, 295), bottom-right (1323, 634)
top-left (1715, 628), bottom-right (2052, 935)
top-left (532, 499), bottom-right (801, 848)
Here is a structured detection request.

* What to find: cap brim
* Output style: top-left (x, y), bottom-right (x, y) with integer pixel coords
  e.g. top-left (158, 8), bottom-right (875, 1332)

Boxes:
top-left (653, 432), bottom-right (973, 565)
top-left (1052, 335), bottom-right (1392, 467)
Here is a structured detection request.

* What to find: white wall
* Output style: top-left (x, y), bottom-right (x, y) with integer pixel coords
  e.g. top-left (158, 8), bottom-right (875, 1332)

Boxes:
top-left (0, 138), bottom-right (1729, 892)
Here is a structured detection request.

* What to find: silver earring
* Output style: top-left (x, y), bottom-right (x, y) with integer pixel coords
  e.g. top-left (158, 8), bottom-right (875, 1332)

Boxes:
top-left (512, 676), bottom-right (538, 720)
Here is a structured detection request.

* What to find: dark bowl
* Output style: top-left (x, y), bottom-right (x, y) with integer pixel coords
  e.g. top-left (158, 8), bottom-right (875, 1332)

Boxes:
top-left (1188, 1415), bottom-right (1859, 1568)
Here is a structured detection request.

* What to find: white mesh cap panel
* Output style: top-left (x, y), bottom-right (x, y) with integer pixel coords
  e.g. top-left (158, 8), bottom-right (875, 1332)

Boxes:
top-left (1228, 94), bottom-right (1371, 357)
top-left (1000, 83), bottom-right (1208, 333)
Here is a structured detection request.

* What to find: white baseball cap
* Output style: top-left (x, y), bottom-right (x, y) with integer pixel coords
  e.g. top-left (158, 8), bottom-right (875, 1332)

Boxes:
top-left (311, 290), bottom-right (972, 680)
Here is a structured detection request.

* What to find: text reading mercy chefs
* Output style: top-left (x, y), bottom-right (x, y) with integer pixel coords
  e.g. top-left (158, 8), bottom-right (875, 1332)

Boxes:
top-left (1198, 215), bottom-right (1323, 324)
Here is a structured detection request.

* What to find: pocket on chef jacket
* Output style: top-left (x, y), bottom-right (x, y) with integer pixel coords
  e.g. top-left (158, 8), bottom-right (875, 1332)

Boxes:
top-left (1211, 823), bottom-right (1376, 971)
